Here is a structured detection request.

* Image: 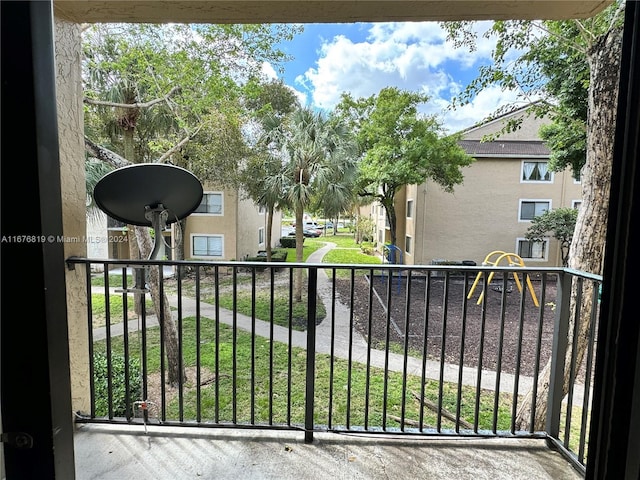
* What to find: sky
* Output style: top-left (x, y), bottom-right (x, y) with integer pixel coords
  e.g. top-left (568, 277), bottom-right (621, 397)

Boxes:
top-left (261, 21), bottom-right (524, 134)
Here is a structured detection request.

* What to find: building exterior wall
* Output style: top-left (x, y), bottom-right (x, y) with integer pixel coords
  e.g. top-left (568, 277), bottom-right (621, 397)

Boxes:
top-left (55, 16), bottom-right (90, 414)
top-left (416, 158), bottom-right (581, 267)
top-left (236, 195), bottom-right (267, 259)
top-left (185, 188), bottom-right (237, 260)
top-left (372, 108), bottom-right (582, 268)
top-left (182, 187), bottom-right (282, 261)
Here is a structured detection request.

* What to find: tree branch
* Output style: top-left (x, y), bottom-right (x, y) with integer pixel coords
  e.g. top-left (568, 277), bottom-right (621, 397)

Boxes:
top-left (532, 21), bottom-right (587, 55)
top-left (84, 85), bottom-right (181, 110)
top-left (84, 136), bottom-right (131, 168)
top-left (156, 127), bottom-right (202, 163)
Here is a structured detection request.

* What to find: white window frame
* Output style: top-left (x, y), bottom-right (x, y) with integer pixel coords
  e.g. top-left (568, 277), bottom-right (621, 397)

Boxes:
top-left (191, 234), bottom-right (224, 259)
top-left (516, 237), bottom-right (549, 262)
top-left (406, 199), bottom-right (414, 219)
top-left (193, 192), bottom-right (224, 216)
top-left (519, 199), bottom-right (551, 222)
top-left (405, 235), bottom-right (412, 256)
top-left (258, 205), bottom-right (266, 215)
top-left (521, 160), bottom-right (553, 183)
top-left (572, 199), bottom-right (582, 210)
top-left (258, 227), bottom-right (265, 246)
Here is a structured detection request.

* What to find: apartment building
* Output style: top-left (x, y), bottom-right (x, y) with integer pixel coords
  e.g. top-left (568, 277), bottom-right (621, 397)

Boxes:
top-left (89, 186), bottom-right (282, 263)
top-left (183, 187), bottom-right (282, 261)
top-left (373, 106), bottom-right (582, 268)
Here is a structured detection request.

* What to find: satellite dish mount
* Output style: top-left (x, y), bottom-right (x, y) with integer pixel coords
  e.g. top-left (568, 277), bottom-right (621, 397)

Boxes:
top-left (93, 163), bottom-right (204, 290)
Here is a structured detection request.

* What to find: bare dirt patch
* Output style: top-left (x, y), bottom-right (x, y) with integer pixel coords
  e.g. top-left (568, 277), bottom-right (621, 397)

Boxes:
top-left (333, 273), bottom-right (558, 378)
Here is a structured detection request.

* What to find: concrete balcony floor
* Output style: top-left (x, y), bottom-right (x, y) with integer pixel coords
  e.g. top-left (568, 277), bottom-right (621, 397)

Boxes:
top-left (73, 424), bottom-right (583, 480)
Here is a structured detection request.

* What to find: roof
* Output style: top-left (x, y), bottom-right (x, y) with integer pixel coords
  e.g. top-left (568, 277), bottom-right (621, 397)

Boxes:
top-left (459, 140), bottom-right (550, 158)
top-left (53, 1), bottom-right (613, 23)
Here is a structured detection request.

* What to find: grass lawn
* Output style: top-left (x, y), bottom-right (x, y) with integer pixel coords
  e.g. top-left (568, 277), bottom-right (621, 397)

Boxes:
top-left (90, 293), bottom-right (155, 328)
top-left (95, 315), bottom-right (514, 430)
top-left (91, 273), bottom-right (134, 287)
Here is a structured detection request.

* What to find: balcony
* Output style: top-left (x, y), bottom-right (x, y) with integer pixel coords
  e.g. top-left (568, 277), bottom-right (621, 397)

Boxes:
top-left (66, 257), bottom-right (601, 478)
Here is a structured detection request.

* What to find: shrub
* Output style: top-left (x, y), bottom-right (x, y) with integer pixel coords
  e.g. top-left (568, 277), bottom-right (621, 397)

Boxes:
top-left (93, 351), bottom-right (142, 417)
top-left (360, 241), bottom-right (374, 255)
top-left (280, 236), bottom-right (302, 248)
top-left (246, 249), bottom-right (288, 262)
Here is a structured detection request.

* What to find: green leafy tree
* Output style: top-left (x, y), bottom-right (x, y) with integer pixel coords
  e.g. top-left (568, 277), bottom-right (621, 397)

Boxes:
top-left (443, 1), bottom-right (625, 429)
top-left (260, 107), bottom-right (358, 301)
top-left (525, 207), bottom-right (578, 267)
top-left (337, 87), bottom-right (473, 248)
top-left (241, 79), bottom-right (301, 261)
top-left (83, 22), bottom-right (301, 385)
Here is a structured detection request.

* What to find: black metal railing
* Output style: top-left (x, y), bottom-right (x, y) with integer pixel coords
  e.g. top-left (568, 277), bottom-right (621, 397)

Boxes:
top-left (66, 257), bottom-right (601, 473)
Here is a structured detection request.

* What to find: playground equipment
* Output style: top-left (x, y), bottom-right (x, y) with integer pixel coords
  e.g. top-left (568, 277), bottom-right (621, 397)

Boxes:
top-left (467, 250), bottom-right (539, 307)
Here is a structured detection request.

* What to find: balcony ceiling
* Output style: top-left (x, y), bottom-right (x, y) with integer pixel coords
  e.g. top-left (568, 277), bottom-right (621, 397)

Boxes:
top-left (54, 0), bottom-right (613, 23)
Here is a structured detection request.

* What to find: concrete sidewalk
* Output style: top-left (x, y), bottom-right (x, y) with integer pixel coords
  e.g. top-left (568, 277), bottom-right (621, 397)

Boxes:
top-left (91, 242), bottom-right (573, 398)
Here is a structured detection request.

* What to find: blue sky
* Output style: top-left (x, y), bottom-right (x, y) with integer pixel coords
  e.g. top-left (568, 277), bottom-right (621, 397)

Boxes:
top-left (262, 22), bottom-right (523, 134)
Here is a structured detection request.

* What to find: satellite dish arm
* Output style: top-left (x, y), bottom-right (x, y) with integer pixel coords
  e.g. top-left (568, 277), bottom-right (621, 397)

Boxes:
top-left (145, 204), bottom-right (169, 260)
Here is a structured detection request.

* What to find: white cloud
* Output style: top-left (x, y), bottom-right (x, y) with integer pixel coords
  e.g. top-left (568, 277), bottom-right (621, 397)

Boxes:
top-left (298, 21), bottom-right (518, 131)
top-left (436, 86), bottom-right (524, 134)
top-left (260, 61), bottom-right (278, 80)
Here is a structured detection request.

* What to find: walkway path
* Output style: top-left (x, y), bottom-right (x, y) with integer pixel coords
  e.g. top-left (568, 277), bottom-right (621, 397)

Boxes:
top-left (92, 243), bottom-right (575, 400)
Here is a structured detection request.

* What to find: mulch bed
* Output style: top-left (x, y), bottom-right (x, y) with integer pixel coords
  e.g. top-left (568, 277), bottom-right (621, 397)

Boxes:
top-left (333, 272), bottom-right (559, 378)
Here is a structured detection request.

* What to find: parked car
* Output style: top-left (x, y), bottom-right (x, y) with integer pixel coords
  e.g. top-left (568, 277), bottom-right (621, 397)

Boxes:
top-left (287, 228), bottom-right (321, 238)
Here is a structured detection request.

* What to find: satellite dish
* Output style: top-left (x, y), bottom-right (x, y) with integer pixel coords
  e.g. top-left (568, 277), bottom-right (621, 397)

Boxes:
top-left (94, 163), bottom-right (203, 260)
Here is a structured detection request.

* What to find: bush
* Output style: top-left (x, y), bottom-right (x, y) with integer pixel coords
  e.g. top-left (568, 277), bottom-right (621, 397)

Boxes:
top-left (360, 241), bottom-right (374, 255)
top-left (246, 249), bottom-right (288, 262)
top-left (280, 236), bottom-right (303, 248)
top-left (93, 351), bottom-right (142, 417)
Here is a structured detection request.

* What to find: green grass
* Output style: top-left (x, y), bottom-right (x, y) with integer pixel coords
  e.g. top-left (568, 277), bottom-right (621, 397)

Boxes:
top-left (206, 288), bottom-right (326, 331)
top-left (95, 315), bottom-right (514, 430)
top-left (316, 233), bottom-right (360, 248)
top-left (90, 293), bottom-right (154, 328)
top-left (281, 238), bottom-right (325, 262)
top-left (91, 273), bottom-right (133, 287)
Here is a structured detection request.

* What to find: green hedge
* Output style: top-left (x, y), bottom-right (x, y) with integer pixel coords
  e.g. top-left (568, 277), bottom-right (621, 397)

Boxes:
top-left (246, 249), bottom-right (288, 262)
top-left (280, 236), bottom-right (303, 248)
top-left (93, 351), bottom-right (141, 418)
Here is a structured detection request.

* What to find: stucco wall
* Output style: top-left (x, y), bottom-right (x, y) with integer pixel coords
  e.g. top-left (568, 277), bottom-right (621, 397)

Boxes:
top-left (54, 17), bottom-right (90, 414)
top-left (418, 157), bottom-right (581, 267)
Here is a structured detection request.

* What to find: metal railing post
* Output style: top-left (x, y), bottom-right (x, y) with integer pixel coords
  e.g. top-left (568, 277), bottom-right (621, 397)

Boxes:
top-left (305, 267), bottom-right (318, 443)
top-left (546, 271), bottom-right (573, 438)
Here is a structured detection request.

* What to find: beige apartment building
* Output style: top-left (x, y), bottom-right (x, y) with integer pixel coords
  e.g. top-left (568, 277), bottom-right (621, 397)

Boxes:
top-left (373, 106), bottom-right (582, 268)
top-left (90, 186), bottom-right (281, 262)
top-left (183, 186), bottom-right (282, 261)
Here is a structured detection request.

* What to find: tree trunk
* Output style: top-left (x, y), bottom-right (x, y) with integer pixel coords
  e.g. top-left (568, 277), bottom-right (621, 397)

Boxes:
top-left (266, 206), bottom-right (274, 262)
top-left (175, 218), bottom-right (186, 261)
top-left (135, 226), bottom-right (185, 387)
top-left (293, 206), bottom-right (305, 302)
top-left (515, 27), bottom-right (622, 431)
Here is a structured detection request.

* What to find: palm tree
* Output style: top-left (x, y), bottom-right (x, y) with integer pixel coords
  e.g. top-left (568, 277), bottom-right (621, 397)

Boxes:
top-left (261, 107), bottom-right (358, 302)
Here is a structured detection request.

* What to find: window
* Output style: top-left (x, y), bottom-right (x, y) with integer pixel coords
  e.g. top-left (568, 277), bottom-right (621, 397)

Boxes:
top-left (517, 238), bottom-right (548, 261)
top-left (194, 192), bottom-right (223, 215)
top-left (405, 235), bottom-right (412, 255)
top-left (406, 199), bottom-right (414, 218)
top-left (522, 161), bottom-right (552, 182)
top-left (258, 205), bottom-right (266, 215)
top-left (258, 227), bottom-right (265, 246)
top-left (572, 200), bottom-right (582, 211)
top-left (192, 234), bottom-right (223, 258)
top-left (378, 229), bottom-right (384, 244)
top-left (519, 200), bottom-right (550, 221)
